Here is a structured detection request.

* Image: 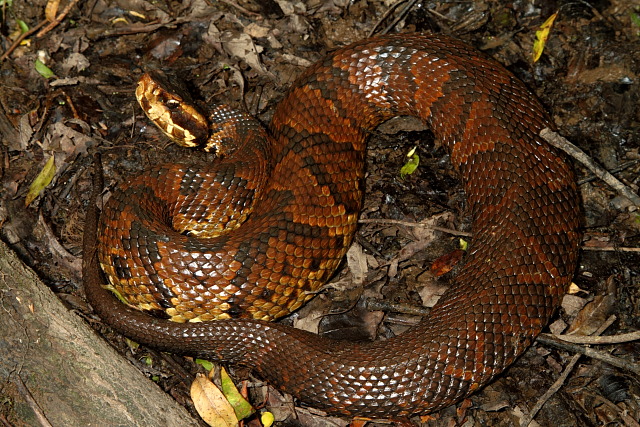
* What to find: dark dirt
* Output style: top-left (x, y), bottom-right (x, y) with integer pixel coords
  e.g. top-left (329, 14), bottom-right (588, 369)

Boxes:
top-left (1, 0), bottom-right (639, 426)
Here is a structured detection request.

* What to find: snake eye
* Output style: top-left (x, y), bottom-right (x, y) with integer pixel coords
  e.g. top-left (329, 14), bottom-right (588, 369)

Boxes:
top-left (166, 99), bottom-right (180, 110)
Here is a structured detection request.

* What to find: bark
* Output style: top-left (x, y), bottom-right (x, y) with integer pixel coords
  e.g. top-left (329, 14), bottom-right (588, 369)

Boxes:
top-left (0, 240), bottom-right (198, 426)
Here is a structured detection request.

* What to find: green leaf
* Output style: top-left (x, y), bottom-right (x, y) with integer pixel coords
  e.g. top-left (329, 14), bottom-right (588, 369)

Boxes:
top-left (459, 238), bottom-right (468, 251)
top-left (631, 10), bottom-right (640, 35)
top-left (17, 19), bottom-right (29, 33)
top-left (220, 367), bottom-right (254, 420)
top-left (35, 59), bottom-right (55, 79)
top-left (195, 359), bottom-right (214, 371)
top-left (25, 156), bottom-right (56, 206)
top-left (400, 150), bottom-right (419, 179)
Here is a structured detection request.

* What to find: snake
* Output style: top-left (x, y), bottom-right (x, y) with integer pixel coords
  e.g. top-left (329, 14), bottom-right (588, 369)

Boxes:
top-left (83, 33), bottom-right (581, 419)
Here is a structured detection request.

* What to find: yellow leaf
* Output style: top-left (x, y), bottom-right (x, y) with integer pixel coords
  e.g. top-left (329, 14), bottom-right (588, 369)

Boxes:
top-left (190, 373), bottom-right (238, 427)
top-left (45, 0), bottom-right (60, 22)
top-left (261, 411), bottom-right (275, 427)
top-left (25, 156), bottom-right (56, 206)
top-left (533, 11), bottom-right (558, 63)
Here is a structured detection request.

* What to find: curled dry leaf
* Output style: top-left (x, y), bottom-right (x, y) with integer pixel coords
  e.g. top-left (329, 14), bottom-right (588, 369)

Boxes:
top-left (345, 242), bottom-right (368, 286)
top-left (45, 0), bottom-right (60, 22)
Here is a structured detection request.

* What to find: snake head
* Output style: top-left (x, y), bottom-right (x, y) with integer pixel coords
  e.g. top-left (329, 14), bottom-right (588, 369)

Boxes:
top-left (136, 72), bottom-right (210, 149)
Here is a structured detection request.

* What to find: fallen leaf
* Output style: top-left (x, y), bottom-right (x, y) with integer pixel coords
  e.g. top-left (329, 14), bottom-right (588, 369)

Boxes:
top-left (400, 146), bottom-right (419, 178)
top-left (220, 367), bottom-right (254, 420)
top-left (561, 294), bottom-right (588, 317)
top-left (566, 277), bottom-right (616, 335)
top-left (35, 59), bottom-right (55, 79)
top-left (222, 31), bottom-right (268, 74)
top-left (191, 373), bottom-right (239, 427)
top-left (25, 156), bottom-right (56, 206)
top-left (45, 0), bottom-right (60, 22)
top-left (532, 11), bottom-right (558, 63)
top-left (430, 249), bottom-right (464, 277)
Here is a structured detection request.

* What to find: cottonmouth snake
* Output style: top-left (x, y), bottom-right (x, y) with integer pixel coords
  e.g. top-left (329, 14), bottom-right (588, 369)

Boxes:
top-left (83, 33), bottom-right (581, 418)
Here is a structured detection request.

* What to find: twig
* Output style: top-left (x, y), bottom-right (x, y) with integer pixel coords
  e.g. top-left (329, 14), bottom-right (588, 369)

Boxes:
top-left (578, 160), bottom-right (638, 185)
top-left (365, 299), bottom-right (430, 316)
top-left (581, 246), bottom-right (640, 252)
top-left (540, 128), bottom-right (640, 207)
top-left (536, 334), bottom-right (640, 376)
top-left (358, 218), bottom-right (471, 237)
top-left (550, 330), bottom-right (640, 345)
top-left (520, 348), bottom-right (581, 427)
top-left (0, 20), bottom-right (47, 62)
top-left (369, 0), bottom-right (419, 36)
top-left (217, 0), bottom-right (260, 16)
top-left (1, 0), bottom-right (82, 61)
top-left (87, 20), bottom-right (183, 40)
top-left (36, 0), bottom-right (82, 38)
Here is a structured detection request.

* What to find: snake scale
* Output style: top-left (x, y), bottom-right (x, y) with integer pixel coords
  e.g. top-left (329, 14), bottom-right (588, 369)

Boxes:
top-left (83, 33), bottom-right (581, 418)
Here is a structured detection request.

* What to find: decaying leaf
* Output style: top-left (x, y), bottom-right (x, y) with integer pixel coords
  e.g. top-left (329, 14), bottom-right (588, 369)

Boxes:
top-left (222, 32), bottom-right (268, 74)
top-left (566, 277), bottom-right (617, 335)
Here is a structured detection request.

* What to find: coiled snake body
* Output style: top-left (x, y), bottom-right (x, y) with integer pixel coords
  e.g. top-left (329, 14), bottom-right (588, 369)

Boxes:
top-left (83, 33), bottom-right (580, 418)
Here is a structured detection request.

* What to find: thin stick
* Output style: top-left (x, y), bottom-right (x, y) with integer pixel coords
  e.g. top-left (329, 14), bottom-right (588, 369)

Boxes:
top-left (536, 334), bottom-right (640, 375)
top-left (540, 128), bottom-right (640, 207)
top-left (549, 330), bottom-right (640, 345)
top-left (218, 0), bottom-right (260, 16)
top-left (581, 246), bottom-right (640, 252)
top-left (36, 0), bottom-right (82, 38)
top-left (358, 218), bottom-right (472, 237)
top-left (369, 0), bottom-right (419, 36)
top-left (0, 20), bottom-right (47, 62)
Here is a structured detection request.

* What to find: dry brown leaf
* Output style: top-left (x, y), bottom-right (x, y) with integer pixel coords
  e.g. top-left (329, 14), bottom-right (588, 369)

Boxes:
top-left (566, 278), bottom-right (617, 335)
top-left (430, 249), bottom-right (464, 277)
top-left (45, 0), bottom-right (60, 22)
top-left (222, 32), bottom-right (268, 74)
top-left (190, 373), bottom-right (238, 427)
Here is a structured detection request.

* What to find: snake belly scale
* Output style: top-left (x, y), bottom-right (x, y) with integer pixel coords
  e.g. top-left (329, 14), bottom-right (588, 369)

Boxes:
top-left (83, 33), bottom-right (581, 418)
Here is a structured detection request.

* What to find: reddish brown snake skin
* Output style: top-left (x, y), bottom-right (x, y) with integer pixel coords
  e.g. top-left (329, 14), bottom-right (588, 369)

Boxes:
top-left (83, 33), bottom-right (581, 418)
